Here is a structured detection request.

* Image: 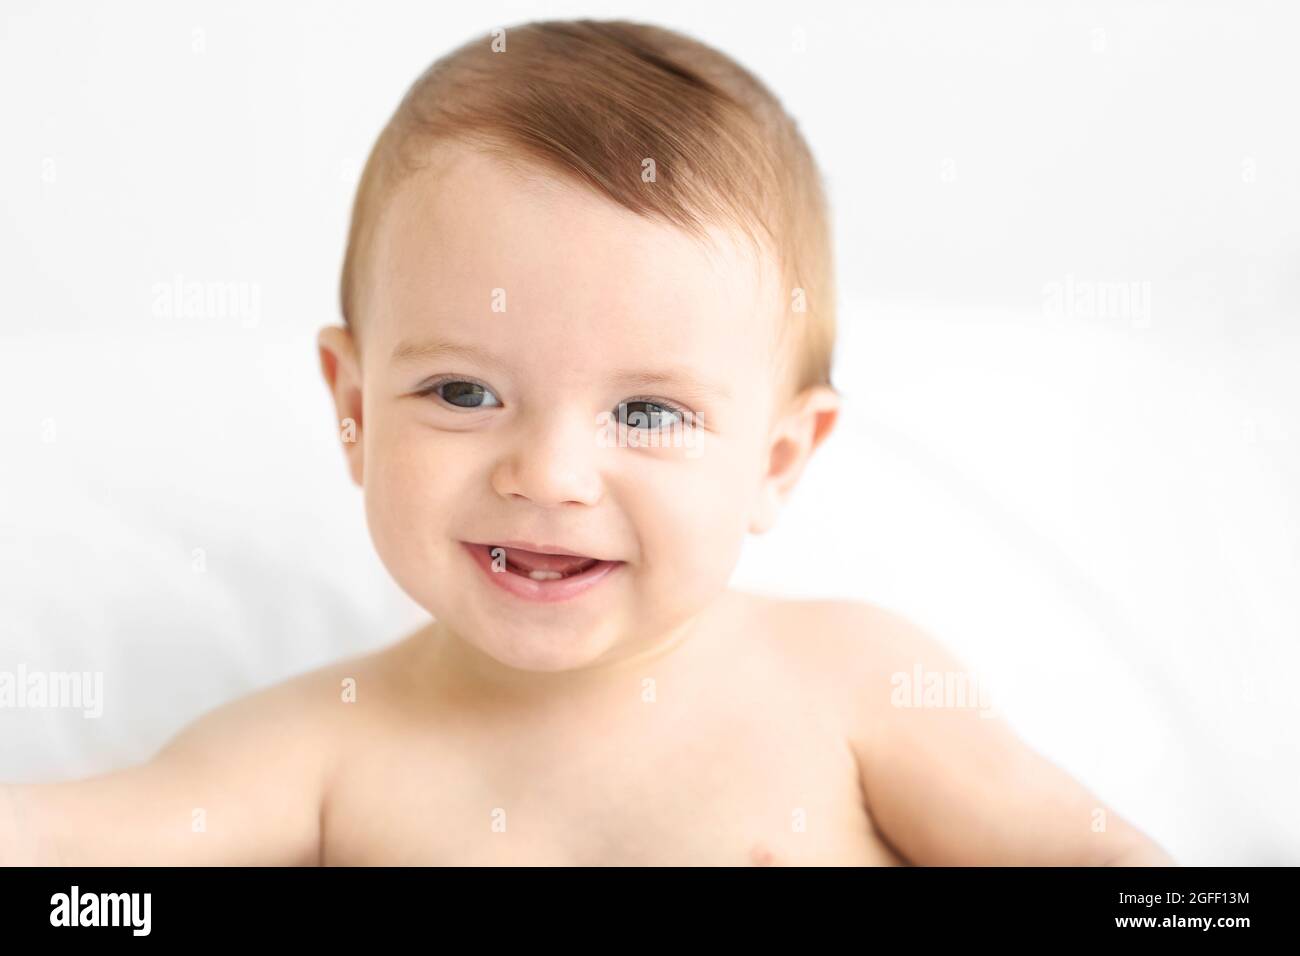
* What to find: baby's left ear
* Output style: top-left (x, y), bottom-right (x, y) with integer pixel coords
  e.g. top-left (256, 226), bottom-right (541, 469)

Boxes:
top-left (749, 385), bottom-right (841, 535)
top-left (317, 324), bottom-right (366, 487)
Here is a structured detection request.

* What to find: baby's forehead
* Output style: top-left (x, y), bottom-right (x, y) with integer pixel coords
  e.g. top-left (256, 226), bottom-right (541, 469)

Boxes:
top-left (390, 142), bottom-right (774, 277)
top-left (373, 142), bottom-right (783, 344)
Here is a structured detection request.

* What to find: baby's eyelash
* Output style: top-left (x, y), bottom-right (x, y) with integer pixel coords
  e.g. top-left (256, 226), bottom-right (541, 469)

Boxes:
top-left (619, 396), bottom-right (691, 419)
top-left (414, 376), bottom-right (494, 397)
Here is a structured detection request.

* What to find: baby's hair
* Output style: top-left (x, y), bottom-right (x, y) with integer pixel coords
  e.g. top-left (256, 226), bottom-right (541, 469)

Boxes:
top-left (340, 18), bottom-right (836, 399)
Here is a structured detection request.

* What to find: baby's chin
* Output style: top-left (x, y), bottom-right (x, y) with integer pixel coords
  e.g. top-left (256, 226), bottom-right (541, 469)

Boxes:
top-left (444, 609), bottom-right (632, 676)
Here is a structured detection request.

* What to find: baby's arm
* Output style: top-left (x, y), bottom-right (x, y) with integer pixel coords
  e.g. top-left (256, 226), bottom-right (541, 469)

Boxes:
top-left (1, 673), bottom-right (330, 866)
top-left (837, 604), bottom-right (1177, 866)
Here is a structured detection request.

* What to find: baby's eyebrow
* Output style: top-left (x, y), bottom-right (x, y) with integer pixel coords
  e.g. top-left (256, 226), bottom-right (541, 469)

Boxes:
top-left (608, 367), bottom-right (732, 403)
top-left (390, 338), bottom-right (506, 369)
top-left (390, 337), bottom-right (729, 402)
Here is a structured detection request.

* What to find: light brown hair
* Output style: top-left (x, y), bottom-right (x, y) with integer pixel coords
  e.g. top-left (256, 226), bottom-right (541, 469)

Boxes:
top-left (340, 19), bottom-right (836, 399)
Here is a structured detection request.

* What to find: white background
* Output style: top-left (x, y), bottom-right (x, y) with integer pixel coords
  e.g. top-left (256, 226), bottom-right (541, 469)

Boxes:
top-left (1, 0), bottom-right (1297, 864)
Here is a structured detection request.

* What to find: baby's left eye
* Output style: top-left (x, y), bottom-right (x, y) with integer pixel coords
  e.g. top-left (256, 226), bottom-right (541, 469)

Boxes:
top-left (421, 379), bottom-right (501, 409)
top-left (616, 400), bottom-right (685, 430)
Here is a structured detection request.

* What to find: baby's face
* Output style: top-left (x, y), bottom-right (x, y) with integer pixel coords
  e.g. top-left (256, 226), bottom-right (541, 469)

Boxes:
top-left (321, 142), bottom-right (835, 676)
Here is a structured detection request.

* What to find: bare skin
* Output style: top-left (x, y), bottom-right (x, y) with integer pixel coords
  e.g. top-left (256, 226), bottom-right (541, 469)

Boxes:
top-left (320, 591), bottom-right (896, 866)
top-left (2, 590), bottom-right (1173, 866)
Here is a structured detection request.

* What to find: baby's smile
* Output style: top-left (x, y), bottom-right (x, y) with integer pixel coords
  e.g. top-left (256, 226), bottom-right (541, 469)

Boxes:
top-left (460, 540), bottom-right (626, 603)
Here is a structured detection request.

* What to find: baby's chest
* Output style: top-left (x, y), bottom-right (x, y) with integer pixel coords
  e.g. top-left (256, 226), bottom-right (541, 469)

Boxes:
top-left (324, 707), bottom-right (900, 866)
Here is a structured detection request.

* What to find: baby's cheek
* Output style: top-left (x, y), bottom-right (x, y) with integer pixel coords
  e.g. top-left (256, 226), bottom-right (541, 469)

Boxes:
top-left (362, 435), bottom-right (450, 601)
top-left (635, 480), bottom-right (747, 609)
top-left (362, 455), bottom-right (420, 592)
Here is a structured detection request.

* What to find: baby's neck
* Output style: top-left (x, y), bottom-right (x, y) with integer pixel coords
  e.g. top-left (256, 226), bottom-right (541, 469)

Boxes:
top-left (419, 595), bottom-right (735, 707)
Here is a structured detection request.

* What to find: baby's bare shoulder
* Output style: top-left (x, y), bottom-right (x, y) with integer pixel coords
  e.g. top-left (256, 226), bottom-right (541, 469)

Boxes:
top-left (738, 593), bottom-right (985, 748)
top-left (167, 638), bottom-right (408, 752)
top-left (739, 592), bottom-right (943, 680)
top-left (756, 595), bottom-right (1175, 865)
top-left (220, 637), bottom-right (433, 776)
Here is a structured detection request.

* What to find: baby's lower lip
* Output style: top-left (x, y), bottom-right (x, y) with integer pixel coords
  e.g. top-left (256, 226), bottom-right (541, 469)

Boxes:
top-left (460, 542), bottom-right (624, 604)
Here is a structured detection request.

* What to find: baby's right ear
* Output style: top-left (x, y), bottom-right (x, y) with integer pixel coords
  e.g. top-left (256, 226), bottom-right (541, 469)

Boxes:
top-left (317, 325), bottom-right (365, 487)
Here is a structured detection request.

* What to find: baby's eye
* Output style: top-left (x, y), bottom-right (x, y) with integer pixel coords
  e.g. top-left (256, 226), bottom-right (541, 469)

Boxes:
top-left (423, 379), bottom-right (501, 409)
top-left (617, 399), bottom-right (686, 430)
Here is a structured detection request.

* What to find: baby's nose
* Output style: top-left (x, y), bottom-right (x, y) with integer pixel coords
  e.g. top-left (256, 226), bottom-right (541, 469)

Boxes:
top-left (491, 408), bottom-right (605, 507)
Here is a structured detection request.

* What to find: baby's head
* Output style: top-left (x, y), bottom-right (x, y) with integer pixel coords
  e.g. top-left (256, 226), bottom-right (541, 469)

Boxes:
top-left (319, 19), bottom-right (840, 677)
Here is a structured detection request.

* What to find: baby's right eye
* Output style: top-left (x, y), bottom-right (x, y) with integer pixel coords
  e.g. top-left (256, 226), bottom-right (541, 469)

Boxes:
top-left (421, 379), bottom-right (501, 409)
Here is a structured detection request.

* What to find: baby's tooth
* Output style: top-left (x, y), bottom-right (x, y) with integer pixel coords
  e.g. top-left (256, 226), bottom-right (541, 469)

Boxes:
top-left (528, 570), bottom-right (563, 581)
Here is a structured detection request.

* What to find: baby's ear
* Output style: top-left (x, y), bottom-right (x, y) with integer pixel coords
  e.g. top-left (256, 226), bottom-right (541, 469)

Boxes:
top-left (749, 385), bottom-right (841, 535)
top-left (317, 325), bottom-right (365, 487)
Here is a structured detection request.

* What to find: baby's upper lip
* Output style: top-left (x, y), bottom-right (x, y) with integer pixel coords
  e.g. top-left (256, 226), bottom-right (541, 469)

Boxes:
top-left (470, 539), bottom-right (614, 562)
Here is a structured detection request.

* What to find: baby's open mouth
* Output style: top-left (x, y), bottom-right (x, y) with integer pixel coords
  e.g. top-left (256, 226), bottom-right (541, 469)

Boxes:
top-left (473, 543), bottom-right (603, 580)
top-left (461, 541), bottom-right (624, 602)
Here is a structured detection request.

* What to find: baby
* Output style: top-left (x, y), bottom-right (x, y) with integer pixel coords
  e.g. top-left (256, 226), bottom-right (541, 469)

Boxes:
top-left (2, 19), bottom-right (1173, 866)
